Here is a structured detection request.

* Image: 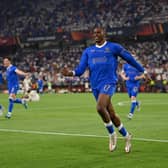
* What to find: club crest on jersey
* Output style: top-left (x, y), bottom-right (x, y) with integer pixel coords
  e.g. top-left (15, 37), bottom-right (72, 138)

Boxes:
top-left (104, 47), bottom-right (111, 53)
top-left (91, 49), bottom-right (96, 52)
top-left (92, 56), bottom-right (107, 64)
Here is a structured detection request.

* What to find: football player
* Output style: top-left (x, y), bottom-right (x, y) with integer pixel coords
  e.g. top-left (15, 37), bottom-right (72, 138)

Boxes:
top-left (3, 56), bottom-right (29, 119)
top-left (120, 54), bottom-right (145, 119)
top-left (61, 27), bottom-right (146, 153)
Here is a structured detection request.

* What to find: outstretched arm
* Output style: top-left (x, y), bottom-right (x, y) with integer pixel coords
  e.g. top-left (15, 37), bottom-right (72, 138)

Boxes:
top-left (114, 43), bottom-right (144, 73)
top-left (119, 50), bottom-right (144, 73)
top-left (61, 49), bottom-right (88, 77)
top-left (15, 69), bottom-right (29, 76)
top-left (135, 73), bottom-right (145, 80)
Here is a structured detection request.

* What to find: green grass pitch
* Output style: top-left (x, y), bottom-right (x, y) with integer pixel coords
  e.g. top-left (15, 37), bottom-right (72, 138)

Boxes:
top-left (0, 93), bottom-right (168, 168)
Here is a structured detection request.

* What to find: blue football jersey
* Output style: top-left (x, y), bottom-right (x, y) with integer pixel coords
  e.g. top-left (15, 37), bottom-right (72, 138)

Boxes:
top-left (74, 41), bottom-right (144, 89)
top-left (37, 79), bottom-right (43, 89)
top-left (123, 63), bottom-right (142, 86)
top-left (6, 65), bottom-right (19, 89)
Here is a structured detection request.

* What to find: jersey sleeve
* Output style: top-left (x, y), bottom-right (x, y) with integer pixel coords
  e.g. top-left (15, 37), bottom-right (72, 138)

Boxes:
top-left (114, 44), bottom-right (144, 73)
top-left (74, 49), bottom-right (88, 76)
top-left (13, 66), bottom-right (17, 73)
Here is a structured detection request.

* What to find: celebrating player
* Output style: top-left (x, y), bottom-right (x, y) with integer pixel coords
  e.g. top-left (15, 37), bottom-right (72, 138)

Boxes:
top-left (61, 27), bottom-right (146, 153)
top-left (3, 56), bottom-right (29, 119)
top-left (120, 53), bottom-right (145, 119)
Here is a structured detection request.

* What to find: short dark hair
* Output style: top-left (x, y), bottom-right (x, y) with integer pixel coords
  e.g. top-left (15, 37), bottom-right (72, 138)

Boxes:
top-left (3, 56), bottom-right (12, 62)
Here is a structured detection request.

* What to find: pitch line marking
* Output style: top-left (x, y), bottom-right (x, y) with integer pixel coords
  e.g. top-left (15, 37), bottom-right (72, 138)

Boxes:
top-left (0, 128), bottom-right (168, 143)
top-left (117, 100), bottom-right (168, 106)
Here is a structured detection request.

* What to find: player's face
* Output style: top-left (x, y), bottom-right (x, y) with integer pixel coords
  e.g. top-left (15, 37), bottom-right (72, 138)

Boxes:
top-left (93, 28), bottom-right (105, 44)
top-left (3, 58), bottom-right (11, 67)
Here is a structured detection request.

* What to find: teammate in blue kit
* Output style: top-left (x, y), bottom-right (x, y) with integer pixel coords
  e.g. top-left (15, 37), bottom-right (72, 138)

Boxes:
top-left (61, 27), bottom-right (146, 153)
top-left (3, 57), bottom-right (29, 119)
top-left (120, 54), bottom-right (145, 119)
top-left (37, 76), bottom-right (44, 94)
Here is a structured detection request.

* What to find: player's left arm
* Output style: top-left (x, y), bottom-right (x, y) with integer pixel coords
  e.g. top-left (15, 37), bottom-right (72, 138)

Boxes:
top-left (61, 49), bottom-right (88, 77)
top-left (135, 73), bottom-right (145, 80)
top-left (15, 69), bottom-right (29, 76)
top-left (120, 50), bottom-right (144, 73)
top-left (114, 44), bottom-right (145, 73)
top-left (120, 70), bottom-right (129, 81)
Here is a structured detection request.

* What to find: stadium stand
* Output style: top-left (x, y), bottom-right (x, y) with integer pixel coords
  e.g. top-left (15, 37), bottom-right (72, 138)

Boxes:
top-left (0, 0), bottom-right (167, 93)
top-left (1, 0), bottom-right (168, 36)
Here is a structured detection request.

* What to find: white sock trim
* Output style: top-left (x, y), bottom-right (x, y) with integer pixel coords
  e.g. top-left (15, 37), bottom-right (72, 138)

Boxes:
top-left (118, 123), bottom-right (123, 131)
top-left (109, 131), bottom-right (116, 137)
top-left (104, 121), bottom-right (113, 127)
top-left (125, 132), bottom-right (129, 138)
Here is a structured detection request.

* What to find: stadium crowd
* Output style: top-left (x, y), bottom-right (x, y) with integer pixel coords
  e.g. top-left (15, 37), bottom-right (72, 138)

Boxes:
top-left (0, 0), bottom-right (168, 37)
top-left (0, 0), bottom-right (168, 93)
top-left (0, 40), bottom-right (167, 93)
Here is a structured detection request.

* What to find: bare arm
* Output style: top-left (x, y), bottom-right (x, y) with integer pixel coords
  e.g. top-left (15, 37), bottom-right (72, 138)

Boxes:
top-left (15, 69), bottom-right (28, 76)
top-left (120, 71), bottom-right (129, 81)
top-left (135, 74), bottom-right (145, 80)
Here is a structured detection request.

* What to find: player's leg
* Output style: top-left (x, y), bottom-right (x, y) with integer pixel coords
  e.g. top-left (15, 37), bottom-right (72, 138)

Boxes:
top-left (128, 96), bottom-right (137, 119)
top-left (5, 93), bottom-right (16, 118)
top-left (96, 93), bottom-right (116, 152)
top-left (12, 87), bottom-right (28, 109)
top-left (107, 101), bottom-right (132, 153)
top-left (128, 86), bottom-right (139, 119)
top-left (14, 98), bottom-right (28, 109)
top-left (39, 88), bottom-right (43, 94)
top-left (6, 87), bottom-right (27, 119)
top-left (135, 93), bottom-right (140, 111)
top-left (127, 87), bottom-right (136, 119)
top-left (13, 91), bottom-right (28, 109)
top-left (13, 99), bottom-right (27, 109)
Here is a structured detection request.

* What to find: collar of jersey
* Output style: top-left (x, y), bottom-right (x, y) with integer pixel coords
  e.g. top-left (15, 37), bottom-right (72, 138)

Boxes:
top-left (95, 41), bottom-right (107, 48)
top-left (7, 64), bottom-right (12, 70)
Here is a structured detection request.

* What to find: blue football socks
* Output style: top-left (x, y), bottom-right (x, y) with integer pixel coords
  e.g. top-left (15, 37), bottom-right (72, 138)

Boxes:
top-left (104, 121), bottom-right (115, 135)
top-left (9, 98), bottom-right (14, 112)
top-left (118, 123), bottom-right (128, 137)
top-left (130, 100), bottom-right (137, 114)
top-left (13, 98), bottom-right (22, 104)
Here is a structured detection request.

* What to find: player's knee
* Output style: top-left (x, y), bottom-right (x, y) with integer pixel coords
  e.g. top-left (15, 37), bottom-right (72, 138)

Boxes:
top-left (9, 97), bottom-right (14, 103)
top-left (96, 104), bottom-right (105, 114)
top-left (131, 96), bottom-right (136, 101)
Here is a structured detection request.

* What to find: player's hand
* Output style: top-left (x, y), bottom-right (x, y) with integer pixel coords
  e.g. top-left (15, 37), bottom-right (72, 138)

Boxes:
top-left (135, 76), bottom-right (140, 80)
top-left (143, 70), bottom-right (152, 81)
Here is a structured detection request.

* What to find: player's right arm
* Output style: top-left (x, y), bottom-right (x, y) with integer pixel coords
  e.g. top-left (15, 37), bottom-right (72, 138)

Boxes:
top-left (61, 49), bottom-right (88, 77)
top-left (120, 70), bottom-right (129, 81)
top-left (120, 64), bottom-right (129, 80)
top-left (135, 73), bottom-right (145, 80)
